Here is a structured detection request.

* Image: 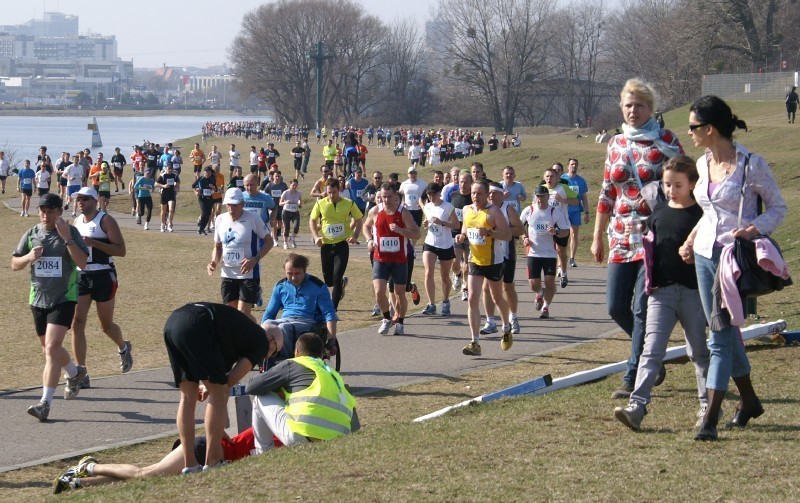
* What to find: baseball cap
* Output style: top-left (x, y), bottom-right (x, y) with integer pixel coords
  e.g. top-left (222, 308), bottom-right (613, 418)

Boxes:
top-left (72, 187), bottom-right (99, 200)
top-left (223, 187), bottom-right (244, 205)
top-left (39, 193), bottom-right (64, 209)
top-left (204, 166), bottom-right (213, 172)
top-left (407, 166), bottom-right (417, 173)
top-left (534, 185), bottom-right (550, 196)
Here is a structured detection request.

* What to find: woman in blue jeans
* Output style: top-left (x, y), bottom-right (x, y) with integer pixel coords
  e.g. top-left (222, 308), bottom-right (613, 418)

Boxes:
top-left (591, 78), bottom-right (683, 398)
top-left (681, 96), bottom-right (786, 440)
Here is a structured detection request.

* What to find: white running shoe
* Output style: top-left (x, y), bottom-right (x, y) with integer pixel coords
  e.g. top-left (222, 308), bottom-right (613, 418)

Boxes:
top-left (378, 319), bottom-right (393, 335)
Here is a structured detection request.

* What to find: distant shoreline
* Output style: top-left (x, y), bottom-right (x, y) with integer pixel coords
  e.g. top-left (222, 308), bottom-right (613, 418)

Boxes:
top-left (0, 108), bottom-right (268, 118)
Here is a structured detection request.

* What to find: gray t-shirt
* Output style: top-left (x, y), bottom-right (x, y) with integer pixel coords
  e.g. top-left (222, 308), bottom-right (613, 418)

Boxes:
top-left (503, 181), bottom-right (527, 214)
top-left (13, 224), bottom-right (89, 308)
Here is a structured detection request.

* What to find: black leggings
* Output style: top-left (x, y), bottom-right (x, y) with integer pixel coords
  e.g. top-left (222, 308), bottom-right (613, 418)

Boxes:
top-left (282, 211), bottom-right (300, 237)
top-left (321, 241), bottom-right (349, 309)
top-left (198, 198), bottom-right (214, 230)
top-left (137, 196), bottom-right (153, 222)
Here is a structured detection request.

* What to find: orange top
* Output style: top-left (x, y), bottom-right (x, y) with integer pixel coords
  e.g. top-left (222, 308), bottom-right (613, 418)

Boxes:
top-left (212, 172), bottom-right (225, 200)
top-left (89, 164), bottom-right (102, 186)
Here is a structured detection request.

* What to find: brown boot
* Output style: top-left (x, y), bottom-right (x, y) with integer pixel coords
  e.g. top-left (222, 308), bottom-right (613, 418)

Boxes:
top-left (696, 388), bottom-right (725, 441)
top-left (726, 374), bottom-right (764, 428)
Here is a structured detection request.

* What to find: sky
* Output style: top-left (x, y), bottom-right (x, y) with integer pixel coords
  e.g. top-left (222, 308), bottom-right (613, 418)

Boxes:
top-left (5, 0), bottom-right (617, 69)
top-left (5, 0), bottom-right (436, 68)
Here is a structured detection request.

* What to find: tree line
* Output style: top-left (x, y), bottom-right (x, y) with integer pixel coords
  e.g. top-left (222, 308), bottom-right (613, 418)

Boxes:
top-left (230, 0), bottom-right (800, 132)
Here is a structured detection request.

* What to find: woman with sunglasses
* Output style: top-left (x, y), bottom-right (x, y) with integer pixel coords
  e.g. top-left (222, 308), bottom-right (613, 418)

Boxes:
top-left (680, 96), bottom-right (786, 440)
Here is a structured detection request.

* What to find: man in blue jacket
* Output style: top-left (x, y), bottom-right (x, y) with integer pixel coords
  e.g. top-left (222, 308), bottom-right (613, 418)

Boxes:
top-left (262, 253), bottom-right (337, 359)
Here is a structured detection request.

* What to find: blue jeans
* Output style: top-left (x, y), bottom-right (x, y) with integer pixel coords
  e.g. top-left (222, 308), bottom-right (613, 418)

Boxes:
top-left (694, 250), bottom-right (751, 391)
top-left (607, 261), bottom-right (647, 384)
top-left (266, 317), bottom-right (318, 360)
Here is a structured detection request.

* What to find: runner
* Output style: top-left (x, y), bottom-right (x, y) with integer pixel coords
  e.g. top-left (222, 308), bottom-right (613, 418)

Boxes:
top-left (0, 151), bottom-right (10, 194)
top-left (70, 187), bottom-right (132, 388)
top-left (228, 143), bottom-right (241, 180)
top-left (35, 160), bottom-right (52, 197)
top-left (190, 143), bottom-right (206, 181)
top-left (398, 166), bottom-right (427, 301)
top-left (310, 164), bottom-right (333, 199)
top-left (449, 172), bottom-right (473, 300)
top-left (18, 159), bottom-right (35, 217)
top-left (309, 178), bottom-right (363, 310)
top-left (242, 174), bottom-right (276, 229)
top-left (264, 171), bottom-right (288, 242)
top-left (279, 179), bottom-right (302, 249)
top-left (562, 158), bottom-right (591, 267)
top-left (12, 193), bottom-right (90, 421)
top-left (543, 166), bottom-right (578, 287)
top-left (362, 183), bottom-right (420, 335)
top-left (192, 166), bottom-right (217, 235)
top-left (207, 188), bottom-right (274, 322)
top-left (209, 165), bottom-right (225, 232)
top-left (109, 147), bottom-right (126, 193)
top-left (456, 180), bottom-right (513, 356)
top-left (227, 166), bottom-right (244, 190)
top-left (420, 183), bottom-right (460, 316)
top-left (291, 140), bottom-right (304, 180)
top-left (155, 162), bottom-right (180, 232)
top-left (208, 145), bottom-right (222, 173)
top-left (133, 169), bottom-right (155, 230)
top-left (96, 161), bottom-right (113, 212)
top-left (480, 183), bottom-right (524, 334)
top-left (501, 166), bottom-right (527, 214)
top-left (521, 185), bottom-right (570, 319)
top-left (344, 167), bottom-right (369, 216)
top-left (54, 152), bottom-right (70, 200)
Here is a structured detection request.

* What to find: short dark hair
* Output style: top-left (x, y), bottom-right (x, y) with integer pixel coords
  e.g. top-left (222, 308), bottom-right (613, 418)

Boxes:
top-left (663, 154), bottom-right (699, 183)
top-left (284, 253), bottom-right (309, 270)
top-left (426, 182), bottom-right (442, 194)
top-left (296, 332), bottom-right (324, 358)
top-left (326, 178), bottom-right (340, 189)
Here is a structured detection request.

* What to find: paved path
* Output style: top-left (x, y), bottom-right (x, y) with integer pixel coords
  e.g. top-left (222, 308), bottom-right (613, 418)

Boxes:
top-left (1, 194), bottom-right (618, 472)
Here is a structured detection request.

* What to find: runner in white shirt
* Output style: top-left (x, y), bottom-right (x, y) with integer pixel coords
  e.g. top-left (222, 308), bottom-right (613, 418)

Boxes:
top-left (520, 185), bottom-right (570, 319)
top-left (398, 166), bottom-right (427, 237)
top-left (420, 183), bottom-right (460, 316)
top-left (228, 144), bottom-right (241, 179)
top-left (0, 151), bottom-right (10, 194)
top-left (207, 188), bottom-right (274, 322)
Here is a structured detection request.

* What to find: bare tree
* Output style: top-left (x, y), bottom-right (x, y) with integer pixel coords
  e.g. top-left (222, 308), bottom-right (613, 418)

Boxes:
top-left (438, 0), bottom-right (555, 132)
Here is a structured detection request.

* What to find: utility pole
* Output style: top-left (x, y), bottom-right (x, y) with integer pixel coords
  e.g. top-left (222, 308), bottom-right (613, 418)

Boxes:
top-left (307, 42), bottom-right (334, 129)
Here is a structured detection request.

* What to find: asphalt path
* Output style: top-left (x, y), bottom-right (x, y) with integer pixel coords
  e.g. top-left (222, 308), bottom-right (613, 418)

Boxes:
top-left (1, 192), bottom-right (618, 472)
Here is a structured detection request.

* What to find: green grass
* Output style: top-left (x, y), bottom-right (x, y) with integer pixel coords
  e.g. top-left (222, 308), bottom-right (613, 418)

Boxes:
top-left (2, 101), bottom-right (799, 500)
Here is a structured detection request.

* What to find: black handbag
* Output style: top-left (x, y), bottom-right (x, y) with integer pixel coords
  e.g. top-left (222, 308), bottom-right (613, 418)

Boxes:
top-left (733, 155), bottom-right (792, 298)
top-left (734, 235), bottom-right (792, 298)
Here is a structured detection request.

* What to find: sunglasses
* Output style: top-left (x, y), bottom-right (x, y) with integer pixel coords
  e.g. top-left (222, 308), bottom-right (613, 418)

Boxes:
top-left (688, 123), bottom-right (708, 131)
top-left (76, 196), bottom-right (93, 201)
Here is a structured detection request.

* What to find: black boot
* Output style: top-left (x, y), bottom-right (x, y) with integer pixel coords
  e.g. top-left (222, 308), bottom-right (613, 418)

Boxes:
top-left (726, 373), bottom-right (764, 428)
top-left (696, 388), bottom-right (725, 441)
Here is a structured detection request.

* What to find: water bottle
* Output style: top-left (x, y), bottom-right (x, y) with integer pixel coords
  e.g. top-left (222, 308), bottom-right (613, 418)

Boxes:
top-left (628, 210), bottom-right (642, 248)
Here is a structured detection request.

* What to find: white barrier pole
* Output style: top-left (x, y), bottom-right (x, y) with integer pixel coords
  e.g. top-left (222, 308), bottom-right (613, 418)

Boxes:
top-left (413, 320), bottom-right (786, 421)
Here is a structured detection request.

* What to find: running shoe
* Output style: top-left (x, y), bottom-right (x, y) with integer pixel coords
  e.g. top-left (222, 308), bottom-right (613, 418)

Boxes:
top-left (341, 276), bottom-right (348, 300)
top-left (569, 258), bottom-right (577, 268)
top-left (511, 317), bottom-right (520, 335)
top-left (556, 266), bottom-right (562, 278)
top-left (371, 304), bottom-right (381, 317)
top-left (453, 273), bottom-right (462, 291)
top-left (181, 465), bottom-right (203, 475)
top-left (74, 456), bottom-right (98, 478)
top-left (80, 373), bottom-right (91, 389)
top-left (539, 307), bottom-right (550, 319)
top-left (291, 236), bottom-right (297, 248)
top-left (501, 327), bottom-right (513, 350)
top-left (422, 303), bottom-right (436, 315)
top-left (410, 283), bottom-right (420, 305)
top-left (168, 225), bottom-right (174, 232)
top-left (378, 318), bottom-right (393, 335)
top-left (479, 322), bottom-right (498, 335)
top-left (64, 365), bottom-right (87, 400)
top-left (614, 402), bottom-right (647, 431)
top-left (560, 275), bottom-right (568, 289)
top-left (393, 323), bottom-right (405, 335)
top-left (440, 299), bottom-right (451, 316)
top-left (160, 225), bottom-right (165, 233)
top-left (535, 295), bottom-right (544, 311)
top-left (283, 242), bottom-right (289, 249)
top-left (27, 400), bottom-right (50, 422)
top-left (136, 215), bottom-right (141, 225)
top-left (143, 222), bottom-right (149, 231)
top-left (53, 471), bottom-right (76, 494)
top-left (119, 341), bottom-right (133, 373)
top-left (462, 341), bottom-right (482, 356)
top-left (461, 289), bottom-right (468, 301)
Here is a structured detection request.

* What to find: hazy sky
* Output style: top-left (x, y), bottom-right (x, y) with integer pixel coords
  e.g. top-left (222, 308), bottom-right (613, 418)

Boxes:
top-left (7, 0), bottom-right (617, 68)
top-left (6, 0), bottom-right (437, 68)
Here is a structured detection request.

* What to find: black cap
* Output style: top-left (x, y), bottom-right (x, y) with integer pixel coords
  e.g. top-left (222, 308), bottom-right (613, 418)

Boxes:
top-left (38, 193), bottom-right (63, 209)
top-left (534, 185), bottom-right (550, 196)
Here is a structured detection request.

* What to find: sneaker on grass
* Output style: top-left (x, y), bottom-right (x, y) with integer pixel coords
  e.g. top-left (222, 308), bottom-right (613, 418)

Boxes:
top-left (614, 402), bottom-right (647, 431)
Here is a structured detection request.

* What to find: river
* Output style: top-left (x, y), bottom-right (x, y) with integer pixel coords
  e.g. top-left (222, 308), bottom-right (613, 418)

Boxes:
top-left (0, 115), bottom-right (272, 167)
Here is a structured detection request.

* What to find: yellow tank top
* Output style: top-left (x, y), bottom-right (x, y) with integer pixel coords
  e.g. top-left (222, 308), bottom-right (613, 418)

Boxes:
top-left (463, 205), bottom-right (499, 266)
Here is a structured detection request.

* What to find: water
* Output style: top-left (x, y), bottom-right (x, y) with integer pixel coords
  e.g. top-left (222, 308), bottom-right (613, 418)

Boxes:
top-left (0, 115), bottom-right (271, 167)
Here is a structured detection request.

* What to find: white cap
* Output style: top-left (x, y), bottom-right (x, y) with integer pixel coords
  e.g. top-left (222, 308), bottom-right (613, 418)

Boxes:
top-left (222, 187), bottom-right (244, 205)
top-left (72, 187), bottom-right (98, 200)
top-left (407, 166), bottom-right (417, 173)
